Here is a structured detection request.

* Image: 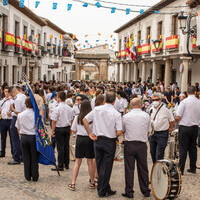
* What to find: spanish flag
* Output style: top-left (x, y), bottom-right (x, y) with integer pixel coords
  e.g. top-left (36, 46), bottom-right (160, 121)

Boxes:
top-left (16, 37), bottom-right (21, 48)
top-left (24, 35), bottom-right (27, 40)
top-left (27, 41), bottom-right (33, 52)
top-left (6, 32), bottom-right (15, 46)
top-left (50, 35), bottom-right (53, 39)
top-left (34, 43), bottom-right (38, 53)
top-left (22, 39), bottom-right (28, 51)
top-left (72, 35), bottom-right (76, 39)
top-left (166, 35), bottom-right (178, 49)
top-left (60, 35), bottom-right (63, 39)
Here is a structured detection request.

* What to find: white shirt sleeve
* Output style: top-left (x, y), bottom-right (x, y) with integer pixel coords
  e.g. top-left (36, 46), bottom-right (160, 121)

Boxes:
top-left (68, 106), bottom-right (73, 122)
top-left (71, 116), bottom-right (78, 132)
top-left (85, 110), bottom-right (94, 123)
top-left (115, 114), bottom-right (123, 131)
top-left (147, 115), bottom-right (152, 133)
top-left (51, 107), bottom-right (59, 122)
top-left (176, 101), bottom-right (185, 117)
top-left (168, 109), bottom-right (175, 122)
top-left (15, 115), bottom-right (21, 129)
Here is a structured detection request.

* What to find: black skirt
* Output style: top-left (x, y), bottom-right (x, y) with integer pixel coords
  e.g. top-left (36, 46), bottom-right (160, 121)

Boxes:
top-left (75, 135), bottom-right (95, 159)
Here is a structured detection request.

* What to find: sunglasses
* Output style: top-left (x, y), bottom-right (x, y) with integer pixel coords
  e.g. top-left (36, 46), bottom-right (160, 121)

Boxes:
top-left (152, 99), bottom-right (160, 101)
top-left (76, 99), bottom-right (82, 101)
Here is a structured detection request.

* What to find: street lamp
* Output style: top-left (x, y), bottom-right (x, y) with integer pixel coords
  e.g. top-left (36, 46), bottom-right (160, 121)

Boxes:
top-left (153, 39), bottom-right (162, 51)
top-left (178, 11), bottom-right (197, 57)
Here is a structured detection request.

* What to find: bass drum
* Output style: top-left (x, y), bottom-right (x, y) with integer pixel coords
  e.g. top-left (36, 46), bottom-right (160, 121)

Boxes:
top-left (151, 159), bottom-right (182, 200)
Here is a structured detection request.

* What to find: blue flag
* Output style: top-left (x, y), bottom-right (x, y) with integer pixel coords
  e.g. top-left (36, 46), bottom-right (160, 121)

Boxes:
top-left (35, 1), bottom-right (40, 8)
top-left (126, 8), bottom-right (130, 15)
top-left (53, 3), bottom-right (57, 10)
top-left (68, 4), bottom-right (72, 11)
top-left (50, 91), bottom-right (57, 100)
top-left (111, 7), bottom-right (116, 13)
top-left (26, 82), bottom-right (56, 165)
top-left (83, 3), bottom-right (88, 7)
top-left (19, 0), bottom-right (24, 8)
top-left (3, 0), bottom-right (8, 6)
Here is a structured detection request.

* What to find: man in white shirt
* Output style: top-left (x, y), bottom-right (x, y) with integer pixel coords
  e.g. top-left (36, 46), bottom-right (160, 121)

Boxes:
top-left (51, 91), bottom-right (73, 171)
top-left (122, 98), bottom-right (151, 199)
top-left (149, 93), bottom-right (174, 163)
top-left (176, 86), bottom-right (200, 175)
top-left (0, 87), bottom-right (13, 157)
top-left (83, 91), bottom-right (123, 198)
top-left (8, 86), bottom-right (26, 165)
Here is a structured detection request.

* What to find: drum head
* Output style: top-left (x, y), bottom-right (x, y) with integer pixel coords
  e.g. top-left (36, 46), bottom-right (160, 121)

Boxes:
top-left (151, 161), bottom-right (169, 200)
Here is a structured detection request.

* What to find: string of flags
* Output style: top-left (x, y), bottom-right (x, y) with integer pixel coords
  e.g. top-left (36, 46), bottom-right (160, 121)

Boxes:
top-left (1, 0), bottom-right (182, 15)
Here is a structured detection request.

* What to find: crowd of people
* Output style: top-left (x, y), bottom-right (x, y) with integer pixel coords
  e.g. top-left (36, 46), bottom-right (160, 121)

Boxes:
top-left (0, 79), bottom-right (200, 198)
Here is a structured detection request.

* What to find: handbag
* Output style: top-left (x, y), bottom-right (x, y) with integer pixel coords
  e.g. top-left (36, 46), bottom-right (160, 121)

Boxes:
top-left (150, 104), bottom-right (164, 136)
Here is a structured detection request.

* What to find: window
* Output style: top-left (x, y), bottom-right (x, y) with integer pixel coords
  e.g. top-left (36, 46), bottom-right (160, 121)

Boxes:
top-left (146, 26), bottom-right (151, 43)
top-left (23, 25), bottom-right (27, 38)
top-left (157, 21), bottom-right (163, 38)
top-left (119, 39), bottom-right (121, 51)
top-left (172, 15), bottom-right (178, 35)
top-left (30, 29), bottom-right (34, 42)
top-left (2, 14), bottom-right (8, 50)
top-left (137, 31), bottom-right (141, 46)
top-left (124, 37), bottom-right (127, 50)
top-left (38, 33), bottom-right (41, 45)
top-left (15, 21), bottom-right (20, 52)
top-left (44, 32), bottom-right (46, 45)
top-left (55, 37), bottom-right (57, 45)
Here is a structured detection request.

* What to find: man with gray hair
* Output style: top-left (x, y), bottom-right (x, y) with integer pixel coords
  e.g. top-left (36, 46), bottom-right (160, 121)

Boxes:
top-left (149, 92), bottom-right (174, 163)
top-left (122, 98), bottom-right (151, 199)
top-left (176, 86), bottom-right (200, 175)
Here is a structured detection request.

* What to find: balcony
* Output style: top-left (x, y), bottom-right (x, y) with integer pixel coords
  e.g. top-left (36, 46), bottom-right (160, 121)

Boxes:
top-left (62, 47), bottom-right (75, 63)
top-left (1, 31), bottom-right (15, 52)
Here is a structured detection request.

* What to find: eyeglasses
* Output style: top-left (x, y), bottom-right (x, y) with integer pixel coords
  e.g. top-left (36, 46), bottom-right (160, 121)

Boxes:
top-left (152, 99), bottom-right (160, 101)
top-left (76, 99), bottom-right (82, 101)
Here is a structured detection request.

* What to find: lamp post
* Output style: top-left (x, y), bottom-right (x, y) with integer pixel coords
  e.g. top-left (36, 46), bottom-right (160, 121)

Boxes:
top-left (153, 40), bottom-right (162, 51)
top-left (178, 11), bottom-right (197, 57)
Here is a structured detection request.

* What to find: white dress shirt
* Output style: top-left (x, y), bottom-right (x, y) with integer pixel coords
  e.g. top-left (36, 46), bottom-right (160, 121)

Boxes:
top-left (15, 109), bottom-right (35, 135)
top-left (123, 109), bottom-right (151, 142)
top-left (114, 97), bottom-right (128, 113)
top-left (150, 103), bottom-right (174, 131)
top-left (13, 93), bottom-right (26, 114)
top-left (0, 98), bottom-right (13, 119)
top-left (91, 97), bottom-right (96, 110)
top-left (177, 95), bottom-right (200, 126)
top-left (72, 103), bottom-right (81, 117)
top-left (85, 103), bottom-right (122, 138)
top-left (49, 99), bottom-right (58, 120)
top-left (71, 116), bottom-right (92, 136)
top-left (51, 102), bottom-right (73, 127)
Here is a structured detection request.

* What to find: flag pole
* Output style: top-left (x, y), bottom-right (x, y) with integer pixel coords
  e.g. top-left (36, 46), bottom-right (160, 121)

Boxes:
top-left (54, 162), bottom-right (60, 176)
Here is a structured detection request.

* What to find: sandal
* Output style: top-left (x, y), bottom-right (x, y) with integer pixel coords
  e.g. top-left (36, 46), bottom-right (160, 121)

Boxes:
top-left (89, 182), bottom-right (96, 189)
top-left (94, 177), bottom-right (98, 184)
top-left (68, 183), bottom-right (76, 191)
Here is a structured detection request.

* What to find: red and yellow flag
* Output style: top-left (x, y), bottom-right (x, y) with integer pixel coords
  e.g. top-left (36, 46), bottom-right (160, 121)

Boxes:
top-left (6, 32), bottom-right (15, 46)
top-left (16, 37), bottom-right (21, 48)
top-left (60, 35), bottom-right (63, 39)
top-left (72, 35), bottom-right (76, 39)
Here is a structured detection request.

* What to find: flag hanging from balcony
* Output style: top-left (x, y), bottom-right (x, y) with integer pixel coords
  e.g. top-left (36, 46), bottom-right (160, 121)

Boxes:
top-left (3, 0), bottom-right (8, 6)
top-left (19, 0), bottom-right (24, 8)
top-left (6, 33), bottom-right (15, 46)
top-left (16, 37), bottom-right (21, 48)
top-left (34, 43), bottom-right (39, 53)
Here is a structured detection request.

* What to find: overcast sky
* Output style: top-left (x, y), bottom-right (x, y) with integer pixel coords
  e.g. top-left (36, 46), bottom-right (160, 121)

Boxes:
top-left (25, 0), bottom-right (160, 49)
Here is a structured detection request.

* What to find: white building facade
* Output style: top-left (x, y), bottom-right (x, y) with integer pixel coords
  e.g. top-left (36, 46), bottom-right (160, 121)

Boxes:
top-left (0, 0), bottom-right (76, 86)
top-left (114, 0), bottom-right (200, 91)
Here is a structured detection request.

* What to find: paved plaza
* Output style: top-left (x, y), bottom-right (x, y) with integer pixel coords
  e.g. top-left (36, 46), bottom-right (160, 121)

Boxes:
top-left (0, 130), bottom-right (200, 200)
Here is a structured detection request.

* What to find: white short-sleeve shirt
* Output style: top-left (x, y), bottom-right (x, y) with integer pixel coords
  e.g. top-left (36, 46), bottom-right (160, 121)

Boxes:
top-left (114, 98), bottom-right (128, 113)
top-left (85, 103), bottom-right (122, 138)
top-left (177, 95), bottom-right (200, 126)
top-left (51, 102), bottom-right (73, 127)
top-left (14, 93), bottom-right (26, 113)
top-left (123, 109), bottom-right (151, 142)
top-left (15, 109), bottom-right (35, 135)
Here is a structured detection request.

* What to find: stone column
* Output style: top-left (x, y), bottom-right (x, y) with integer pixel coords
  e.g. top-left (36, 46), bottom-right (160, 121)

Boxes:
top-left (75, 60), bottom-right (80, 80)
top-left (141, 61), bottom-right (146, 83)
top-left (133, 62), bottom-right (138, 82)
top-left (114, 63), bottom-right (118, 82)
top-left (126, 63), bottom-right (131, 82)
top-left (164, 59), bottom-right (171, 88)
top-left (181, 57), bottom-right (192, 92)
top-left (99, 59), bottom-right (108, 81)
top-left (26, 58), bottom-right (30, 80)
top-left (33, 67), bottom-right (38, 83)
top-left (119, 63), bottom-right (124, 82)
top-left (152, 60), bottom-right (157, 85)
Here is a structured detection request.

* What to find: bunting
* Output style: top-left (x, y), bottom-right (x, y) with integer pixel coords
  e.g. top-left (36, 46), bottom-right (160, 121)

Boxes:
top-left (68, 4), bottom-right (72, 11)
top-left (3, 0), bottom-right (8, 6)
top-left (19, 0), bottom-right (24, 8)
top-left (111, 7), bottom-right (116, 13)
top-left (53, 3), bottom-right (57, 9)
top-left (35, 1), bottom-right (40, 8)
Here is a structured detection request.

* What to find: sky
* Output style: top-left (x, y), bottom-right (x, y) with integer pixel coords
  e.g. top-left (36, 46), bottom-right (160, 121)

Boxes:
top-left (25, 0), bottom-right (160, 49)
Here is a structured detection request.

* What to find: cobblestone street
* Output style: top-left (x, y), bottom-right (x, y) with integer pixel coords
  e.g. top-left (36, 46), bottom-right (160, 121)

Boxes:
top-left (0, 131), bottom-right (200, 200)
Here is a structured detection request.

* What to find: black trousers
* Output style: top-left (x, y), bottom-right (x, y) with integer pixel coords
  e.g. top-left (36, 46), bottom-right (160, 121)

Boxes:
top-left (10, 116), bottom-right (22, 162)
top-left (1, 119), bottom-right (13, 155)
top-left (149, 131), bottom-right (169, 163)
top-left (55, 126), bottom-right (70, 169)
top-left (124, 141), bottom-right (150, 197)
top-left (94, 136), bottom-right (116, 197)
top-left (179, 125), bottom-right (198, 173)
top-left (21, 135), bottom-right (39, 181)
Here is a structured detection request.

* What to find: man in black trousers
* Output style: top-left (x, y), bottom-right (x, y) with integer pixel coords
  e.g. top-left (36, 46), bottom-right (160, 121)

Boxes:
top-left (176, 86), bottom-right (200, 175)
top-left (83, 91), bottom-right (122, 198)
top-left (122, 98), bottom-right (151, 198)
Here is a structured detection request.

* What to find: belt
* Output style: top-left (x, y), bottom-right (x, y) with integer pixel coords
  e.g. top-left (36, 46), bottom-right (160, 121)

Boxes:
top-left (98, 136), bottom-right (116, 141)
top-left (154, 130), bottom-right (168, 133)
top-left (2, 119), bottom-right (12, 120)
